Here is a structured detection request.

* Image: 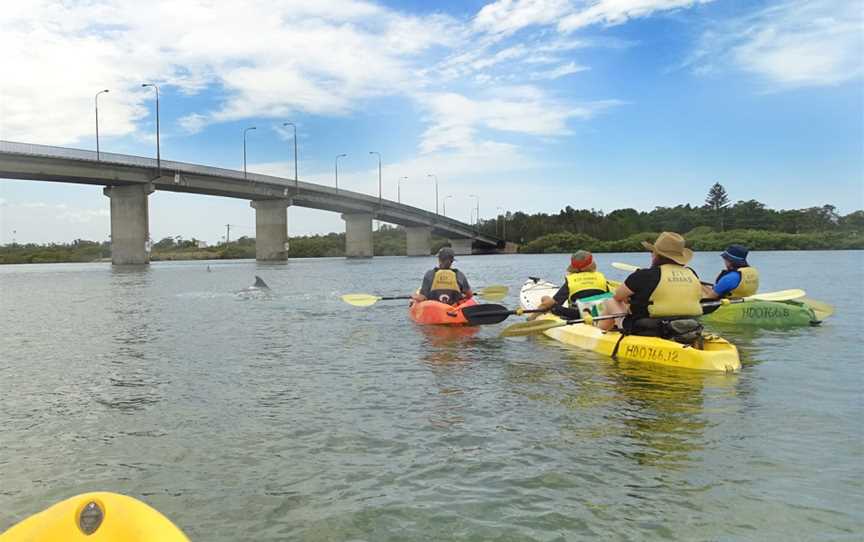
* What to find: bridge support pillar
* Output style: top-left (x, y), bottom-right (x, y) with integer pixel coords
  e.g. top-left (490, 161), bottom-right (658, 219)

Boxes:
top-left (251, 199), bottom-right (290, 261)
top-left (405, 226), bottom-right (432, 256)
top-left (103, 183), bottom-right (153, 265)
top-left (342, 213), bottom-right (373, 258)
top-left (448, 238), bottom-right (473, 255)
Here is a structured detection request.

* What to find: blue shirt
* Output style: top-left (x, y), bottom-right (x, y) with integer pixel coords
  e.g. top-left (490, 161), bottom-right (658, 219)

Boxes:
top-left (713, 270), bottom-right (742, 296)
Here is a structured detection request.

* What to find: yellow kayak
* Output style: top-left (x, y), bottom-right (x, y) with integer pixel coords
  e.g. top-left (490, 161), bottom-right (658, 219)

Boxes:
top-left (539, 314), bottom-right (741, 373)
top-left (521, 279), bottom-right (740, 372)
top-left (0, 492), bottom-right (189, 541)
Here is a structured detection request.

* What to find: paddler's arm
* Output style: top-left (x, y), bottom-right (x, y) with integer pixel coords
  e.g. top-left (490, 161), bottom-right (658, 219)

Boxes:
top-left (598, 282), bottom-right (634, 331)
top-left (457, 270), bottom-right (473, 299)
top-left (412, 270), bottom-right (434, 302)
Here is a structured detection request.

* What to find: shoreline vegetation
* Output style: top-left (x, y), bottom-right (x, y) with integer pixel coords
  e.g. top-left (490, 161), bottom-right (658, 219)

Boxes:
top-left (2, 189), bottom-right (862, 264)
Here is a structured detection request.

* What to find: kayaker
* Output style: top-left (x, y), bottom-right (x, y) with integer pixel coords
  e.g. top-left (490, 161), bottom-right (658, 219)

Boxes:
top-left (411, 246), bottom-right (473, 305)
top-left (703, 244), bottom-right (760, 299)
top-left (529, 250), bottom-right (611, 320)
top-left (598, 231), bottom-right (703, 335)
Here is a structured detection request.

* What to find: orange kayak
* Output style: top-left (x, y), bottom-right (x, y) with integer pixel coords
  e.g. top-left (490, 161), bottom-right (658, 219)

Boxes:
top-left (409, 297), bottom-right (478, 325)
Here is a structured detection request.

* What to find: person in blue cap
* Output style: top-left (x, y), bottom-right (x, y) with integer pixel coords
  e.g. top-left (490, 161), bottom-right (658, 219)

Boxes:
top-left (706, 244), bottom-right (760, 298)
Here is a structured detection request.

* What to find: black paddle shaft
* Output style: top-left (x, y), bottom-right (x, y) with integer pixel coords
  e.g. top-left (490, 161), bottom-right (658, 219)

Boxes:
top-left (462, 304), bottom-right (546, 325)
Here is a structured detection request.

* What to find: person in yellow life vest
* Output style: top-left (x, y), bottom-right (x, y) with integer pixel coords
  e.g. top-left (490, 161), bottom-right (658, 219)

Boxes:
top-left (702, 244), bottom-right (759, 299)
top-left (531, 250), bottom-right (611, 320)
top-left (411, 246), bottom-right (473, 305)
top-left (598, 232), bottom-right (703, 334)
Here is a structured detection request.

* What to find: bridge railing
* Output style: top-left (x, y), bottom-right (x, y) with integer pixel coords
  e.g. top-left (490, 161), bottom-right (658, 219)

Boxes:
top-left (0, 140), bottom-right (497, 242)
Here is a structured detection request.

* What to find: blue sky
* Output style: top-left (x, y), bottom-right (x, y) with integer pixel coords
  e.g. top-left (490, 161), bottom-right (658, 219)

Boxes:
top-left (0, 0), bottom-right (861, 244)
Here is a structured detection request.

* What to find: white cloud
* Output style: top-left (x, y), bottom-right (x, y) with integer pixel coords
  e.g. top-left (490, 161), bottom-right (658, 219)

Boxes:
top-left (529, 61), bottom-right (590, 79)
top-left (0, 0), bottom-right (464, 144)
top-left (474, 0), bottom-right (572, 36)
top-left (473, 0), bottom-right (713, 36)
top-left (687, 0), bottom-right (863, 88)
top-left (558, 0), bottom-right (714, 32)
top-left (417, 89), bottom-right (623, 153)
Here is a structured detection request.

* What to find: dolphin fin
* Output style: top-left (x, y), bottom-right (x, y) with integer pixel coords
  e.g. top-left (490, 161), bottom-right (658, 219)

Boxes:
top-left (253, 276), bottom-right (269, 289)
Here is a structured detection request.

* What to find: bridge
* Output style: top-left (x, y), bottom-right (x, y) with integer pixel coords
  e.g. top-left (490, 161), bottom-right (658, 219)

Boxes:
top-left (0, 141), bottom-right (500, 264)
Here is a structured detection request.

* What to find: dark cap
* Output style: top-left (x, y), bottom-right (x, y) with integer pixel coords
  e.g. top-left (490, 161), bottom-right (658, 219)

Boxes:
top-left (437, 246), bottom-right (455, 259)
top-left (721, 244), bottom-right (749, 265)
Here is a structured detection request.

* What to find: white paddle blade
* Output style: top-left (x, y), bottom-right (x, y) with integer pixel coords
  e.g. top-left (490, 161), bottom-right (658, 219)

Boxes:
top-left (341, 294), bottom-right (381, 307)
top-left (611, 262), bottom-right (640, 272)
top-left (746, 289), bottom-right (806, 302)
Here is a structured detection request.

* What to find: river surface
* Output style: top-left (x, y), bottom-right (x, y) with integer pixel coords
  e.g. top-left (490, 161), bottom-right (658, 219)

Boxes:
top-left (1, 251), bottom-right (862, 540)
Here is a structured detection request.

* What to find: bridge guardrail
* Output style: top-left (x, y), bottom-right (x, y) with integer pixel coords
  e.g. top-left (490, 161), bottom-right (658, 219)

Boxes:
top-left (0, 140), bottom-right (497, 243)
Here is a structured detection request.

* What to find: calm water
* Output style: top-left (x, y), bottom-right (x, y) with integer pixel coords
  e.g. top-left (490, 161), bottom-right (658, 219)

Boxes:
top-left (1, 251), bottom-right (862, 540)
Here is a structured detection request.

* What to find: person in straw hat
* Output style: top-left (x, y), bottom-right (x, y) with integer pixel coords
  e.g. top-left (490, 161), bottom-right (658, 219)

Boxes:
top-left (529, 250), bottom-right (612, 320)
top-left (598, 232), bottom-right (703, 332)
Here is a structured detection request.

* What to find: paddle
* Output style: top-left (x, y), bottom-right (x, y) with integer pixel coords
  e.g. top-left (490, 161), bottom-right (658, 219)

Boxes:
top-left (461, 304), bottom-right (546, 326)
top-left (500, 313), bottom-right (627, 337)
top-left (800, 297), bottom-right (835, 320)
top-left (341, 285), bottom-right (509, 307)
top-left (499, 289), bottom-right (808, 337)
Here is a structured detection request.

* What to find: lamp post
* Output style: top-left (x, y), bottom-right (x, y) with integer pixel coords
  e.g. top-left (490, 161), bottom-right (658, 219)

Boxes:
top-left (335, 154), bottom-right (347, 192)
top-left (140, 83), bottom-right (160, 175)
top-left (397, 176), bottom-right (408, 203)
top-left (469, 194), bottom-right (479, 229)
top-left (426, 174), bottom-right (439, 215)
top-left (369, 151), bottom-right (382, 207)
top-left (443, 195), bottom-right (453, 217)
top-left (95, 89), bottom-right (109, 161)
top-left (282, 122), bottom-right (298, 193)
top-left (243, 126), bottom-right (257, 180)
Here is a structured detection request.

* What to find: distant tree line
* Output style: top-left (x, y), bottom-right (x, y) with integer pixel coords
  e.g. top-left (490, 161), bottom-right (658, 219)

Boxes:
top-left (2, 184), bottom-right (861, 263)
top-left (478, 183), bottom-right (863, 251)
top-left (0, 225), bottom-right (448, 264)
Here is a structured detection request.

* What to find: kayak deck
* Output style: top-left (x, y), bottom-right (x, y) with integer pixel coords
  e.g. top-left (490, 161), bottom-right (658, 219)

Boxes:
top-left (540, 315), bottom-right (740, 372)
top-left (409, 297), bottom-right (478, 325)
top-left (703, 299), bottom-right (819, 326)
top-left (520, 279), bottom-right (740, 373)
top-left (0, 492), bottom-right (189, 541)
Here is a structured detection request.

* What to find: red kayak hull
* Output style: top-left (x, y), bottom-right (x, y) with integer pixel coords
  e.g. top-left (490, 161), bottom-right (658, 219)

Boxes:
top-left (408, 297), bottom-right (478, 325)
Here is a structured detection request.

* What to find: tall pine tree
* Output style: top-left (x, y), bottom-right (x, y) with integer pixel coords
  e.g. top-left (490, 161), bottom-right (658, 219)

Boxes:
top-left (705, 182), bottom-right (730, 231)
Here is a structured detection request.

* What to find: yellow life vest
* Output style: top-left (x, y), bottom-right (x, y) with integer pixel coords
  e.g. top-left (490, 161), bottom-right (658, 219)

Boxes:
top-left (565, 271), bottom-right (609, 304)
top-left (730, 266), bottom-right (759, 297)
top-left (429, 268), bottom-right (462, 304)
top-left (647, 264), bottom-right (703, 318)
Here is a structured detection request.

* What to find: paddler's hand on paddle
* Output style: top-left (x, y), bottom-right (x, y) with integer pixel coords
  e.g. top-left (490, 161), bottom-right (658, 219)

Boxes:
top-left (411, 292), bottom-right (427, 303)
top-left (527, 295), bottom-right (555, 320)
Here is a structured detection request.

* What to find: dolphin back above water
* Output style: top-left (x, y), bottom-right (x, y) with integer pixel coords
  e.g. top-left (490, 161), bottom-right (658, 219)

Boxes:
top-left (253, 276), bottom-right (270, 289)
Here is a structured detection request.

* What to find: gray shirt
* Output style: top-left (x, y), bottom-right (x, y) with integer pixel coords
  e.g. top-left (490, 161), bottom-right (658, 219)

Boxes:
top-left (419, 268), bottom-right (471, 299)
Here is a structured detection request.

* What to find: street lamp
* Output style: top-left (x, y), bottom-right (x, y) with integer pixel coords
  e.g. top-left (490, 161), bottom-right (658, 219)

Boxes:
top-left (398, 176), bottom-right (408, 203)
top-left (335, 154), bottom-right (347, 192)
top-left (469, 194), bottom-right (479, 228)
top-left (141, 83), bottom-right (160, 175)
top-left (426, 174), bottom-right (439, 215)
top-left (369, 151), bottom-right (382, 207)
top-left (243, 126), bottom-right (257, 180)
top-left (95, 89), bottom-right (109, 161)
top-left (282, 122), bottom-right (298, 193)
top-left (443, 194), bottom-right (454, 217)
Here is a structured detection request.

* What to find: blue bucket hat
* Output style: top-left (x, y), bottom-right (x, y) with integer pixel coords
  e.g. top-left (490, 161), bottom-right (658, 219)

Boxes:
top-left (721, 244), bottom-right (749, 265)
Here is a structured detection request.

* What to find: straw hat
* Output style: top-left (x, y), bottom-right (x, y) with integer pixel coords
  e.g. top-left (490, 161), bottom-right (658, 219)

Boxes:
top-left (641, 232), bottom-right (693, 265)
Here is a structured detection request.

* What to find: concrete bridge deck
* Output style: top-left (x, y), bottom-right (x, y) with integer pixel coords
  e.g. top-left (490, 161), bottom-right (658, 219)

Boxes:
top-left (0, 141), bottom-right (499, 264)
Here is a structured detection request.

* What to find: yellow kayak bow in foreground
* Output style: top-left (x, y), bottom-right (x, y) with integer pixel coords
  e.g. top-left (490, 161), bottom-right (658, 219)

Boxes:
top-left (1, 492), bottom-right (189, 541)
